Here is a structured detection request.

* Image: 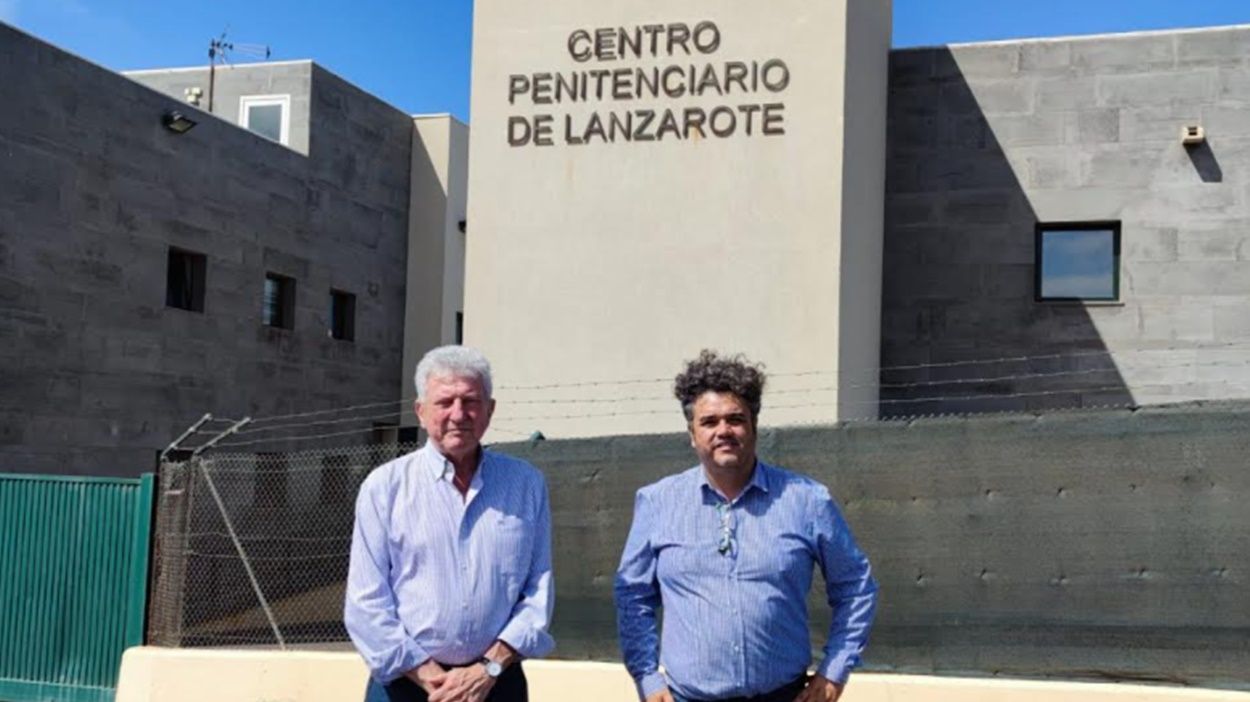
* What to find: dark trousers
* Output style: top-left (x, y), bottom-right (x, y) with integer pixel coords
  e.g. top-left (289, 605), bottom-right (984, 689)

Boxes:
top-left (672, 676), bottom-right (808, 702)
top-left (369, 662), bottom-right (528, 702)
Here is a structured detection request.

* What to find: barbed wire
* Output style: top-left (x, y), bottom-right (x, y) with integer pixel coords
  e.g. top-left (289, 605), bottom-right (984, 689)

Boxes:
top-left (213, 423), bottom-right (534, 452)
top-left (233, 342), bottom-right (1250, 428)
top-left (494, 341), bottom-right (1250, 392)
top-left (234, 411), bottom-right (407, 436)
top-left (496, 364), bottom-right (1138, 406)
top-left (190, 343), bottom-right (1250, 449)
top-left (207, 382), bottom-right (1249, 447)
top-left (245, 399), bottom-right (413, 426)
top-left (227, 356), bottom-right (1248, 437)
top-left (216, 426), bottom-right (398, 449)
top-left (495, 379), bottom-right (1246, 422)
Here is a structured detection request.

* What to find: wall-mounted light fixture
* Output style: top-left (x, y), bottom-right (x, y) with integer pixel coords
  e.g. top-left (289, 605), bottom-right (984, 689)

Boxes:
top-left (1181, 124), bottom-right (1206, 147)
top-left (162, 110), bottom-right (197, 134)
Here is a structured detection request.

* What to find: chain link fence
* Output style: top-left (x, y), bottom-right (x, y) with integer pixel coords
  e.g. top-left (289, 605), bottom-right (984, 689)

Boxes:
top-left (148, 442), bottom-right (419, 648)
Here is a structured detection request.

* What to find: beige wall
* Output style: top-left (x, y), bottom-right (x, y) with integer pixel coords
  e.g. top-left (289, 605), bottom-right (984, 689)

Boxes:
top-left (402, 115), bottom-right (470, 423)
top-left (115, 648), bottom-right (1250, 702)
top-left (465, 0), bottom-right (892, 440)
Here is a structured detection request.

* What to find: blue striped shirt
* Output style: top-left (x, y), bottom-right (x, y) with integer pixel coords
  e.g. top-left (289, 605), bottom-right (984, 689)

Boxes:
top-left (344, 442), bottom-right (555, 682)
top-left (615, 462), bottom-right (877, 700)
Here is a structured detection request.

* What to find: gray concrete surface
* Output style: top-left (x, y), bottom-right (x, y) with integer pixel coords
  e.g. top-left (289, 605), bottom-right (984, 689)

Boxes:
top-left (882, 26), bottom-right (1250, 416)
top-left (150, 401), bottom-right (1248, 688)
top-left (0, 24), bottom-right (415, 475)
top-left (500, 401), bottom-right (1250, 688)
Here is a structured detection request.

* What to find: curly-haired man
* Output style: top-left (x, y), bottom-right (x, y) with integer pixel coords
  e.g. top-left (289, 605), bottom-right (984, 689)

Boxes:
top-left (615, 350), bottom-right (877, 702)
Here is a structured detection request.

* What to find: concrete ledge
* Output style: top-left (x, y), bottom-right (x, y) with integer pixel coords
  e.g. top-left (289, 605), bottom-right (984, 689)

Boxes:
top-left (115, 647), bottom-right (1250, 702)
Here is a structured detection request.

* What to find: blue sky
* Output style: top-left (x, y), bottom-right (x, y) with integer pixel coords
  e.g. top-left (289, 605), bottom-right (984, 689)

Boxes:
top-left (3, 0), bottom-right (1248, 121)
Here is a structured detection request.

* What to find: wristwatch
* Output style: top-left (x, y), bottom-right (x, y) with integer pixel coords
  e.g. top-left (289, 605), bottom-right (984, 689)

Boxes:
top-left (478, 656), bottom-right (504, 678)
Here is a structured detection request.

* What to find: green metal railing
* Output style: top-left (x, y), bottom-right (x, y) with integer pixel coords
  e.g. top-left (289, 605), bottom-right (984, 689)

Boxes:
top-left (0, 473), bottom-right (155, 702)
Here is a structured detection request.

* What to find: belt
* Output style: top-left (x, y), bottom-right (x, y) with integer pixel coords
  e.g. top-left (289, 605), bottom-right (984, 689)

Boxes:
top-left (684, 676), bottom-right (808, 702)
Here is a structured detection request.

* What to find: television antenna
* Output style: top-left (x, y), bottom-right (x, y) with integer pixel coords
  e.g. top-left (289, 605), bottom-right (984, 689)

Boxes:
top-left (207, 28), bottom-right (272, 111)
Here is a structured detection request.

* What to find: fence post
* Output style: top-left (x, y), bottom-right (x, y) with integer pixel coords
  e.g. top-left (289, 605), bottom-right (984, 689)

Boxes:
top-left (148, 462), bottom-right (191, 646)
top-left (124, 474), bottom-right (156, 647)
top-left (195, 455), bottom-right (287, 648)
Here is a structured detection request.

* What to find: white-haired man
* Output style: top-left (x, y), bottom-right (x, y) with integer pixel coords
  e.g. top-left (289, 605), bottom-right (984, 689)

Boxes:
top-left (346, 345), bottom-right (554, 702)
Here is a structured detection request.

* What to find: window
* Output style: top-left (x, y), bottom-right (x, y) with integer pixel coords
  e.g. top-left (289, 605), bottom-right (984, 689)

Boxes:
top-left (263, 273), bottom-right (296, 329)
top-left (330, 289), bottom-right (356, 341)
top-left (166, 248), bottom-right (206, 312)
top-left (1035, 222), bottom-right (1121, 302)
top-left (239, 94), bottom-right (290, 145)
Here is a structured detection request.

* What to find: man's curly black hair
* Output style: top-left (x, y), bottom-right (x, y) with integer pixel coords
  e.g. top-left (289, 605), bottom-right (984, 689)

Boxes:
top-left (674, 349), bottom-right (767, 423)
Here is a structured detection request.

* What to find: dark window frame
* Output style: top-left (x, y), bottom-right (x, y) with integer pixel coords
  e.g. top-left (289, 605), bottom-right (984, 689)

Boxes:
top-left (263, 272), bottom-right (297, 330)
top-left (1034, 221), bottom-right (1122, 303)
top-left (166, 247), bottom-right (206, 313)
top-left (330, 289), bottom-right (356, 342)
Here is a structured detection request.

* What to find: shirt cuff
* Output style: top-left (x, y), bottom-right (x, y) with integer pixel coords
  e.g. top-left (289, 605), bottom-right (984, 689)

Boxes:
top-left (497, 621), bottom-right (556, 660)
top-left (815, 651), bottom-right (859, 686)
top-left (373, 637), bottom-right (431, 683)
top-left (636, 671), bottom-right (668, 700)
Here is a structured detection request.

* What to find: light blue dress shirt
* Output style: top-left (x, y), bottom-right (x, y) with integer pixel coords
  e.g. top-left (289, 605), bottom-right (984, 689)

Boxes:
top-left (615, 462), bottom-right (877, 700)
top-left (344, 441), bottom-right (555, 682)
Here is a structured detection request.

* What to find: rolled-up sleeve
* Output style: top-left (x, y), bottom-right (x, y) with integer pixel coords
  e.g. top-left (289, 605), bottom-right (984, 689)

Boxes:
top-left (496, 474), bottom-right (556, 658)
top-left (811, 486), bottom-right (878, 685)
top-left (614, 489), bottom-right (668, 700)
top-left (344, 475), bottom-right (429, 682)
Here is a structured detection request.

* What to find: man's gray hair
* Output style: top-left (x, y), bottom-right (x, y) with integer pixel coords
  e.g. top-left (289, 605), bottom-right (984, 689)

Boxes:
top-left (413, 345), bottom-right (494, 400)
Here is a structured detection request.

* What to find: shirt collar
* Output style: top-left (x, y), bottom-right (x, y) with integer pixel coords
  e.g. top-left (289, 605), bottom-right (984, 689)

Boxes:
top-left (697, 459), bottom-right (770, 501)
top-left (419, 440), bottom-right (488, 483)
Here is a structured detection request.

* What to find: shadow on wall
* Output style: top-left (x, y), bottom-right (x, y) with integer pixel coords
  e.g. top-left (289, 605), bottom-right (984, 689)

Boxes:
top-left (1185, 142), bottom-right (1223, 184)
top-left (879, 48), bottom-right (1133, 417)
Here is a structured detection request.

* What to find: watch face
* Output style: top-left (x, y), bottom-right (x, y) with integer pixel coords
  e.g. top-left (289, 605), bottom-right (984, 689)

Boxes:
top-left (484, 660), bottom-right (503, 677)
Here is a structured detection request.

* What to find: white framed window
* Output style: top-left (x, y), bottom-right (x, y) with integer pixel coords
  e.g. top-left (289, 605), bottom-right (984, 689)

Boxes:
top-left (239, 94), bottom-right (291, 145)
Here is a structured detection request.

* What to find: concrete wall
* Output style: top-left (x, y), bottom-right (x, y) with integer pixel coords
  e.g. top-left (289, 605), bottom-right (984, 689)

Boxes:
top-left (465, 0), bottom-right (892, 439)
top-left (493, 401), bottom-right (1249, 688)
top-left (126, 61), bottom-right (314, 155)
top-left (882, 26), bottom-right (1250, 416)
top-left (402, 115), bottom-right (469, 420)
top-left (0, 24), bottom-right (416, 475)
top-left (115, 649), bottom-right (1250, 702)
top-left (837, 0), bottom-right (892, 417)
top-left (149, 402), bottom-right (1249, 687)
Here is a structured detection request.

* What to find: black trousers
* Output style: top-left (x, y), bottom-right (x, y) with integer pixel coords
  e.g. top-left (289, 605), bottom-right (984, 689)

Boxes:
top-left (672, 676), bottom-right (809, 702)
top-left (381, 662), bottom-right (528, 702)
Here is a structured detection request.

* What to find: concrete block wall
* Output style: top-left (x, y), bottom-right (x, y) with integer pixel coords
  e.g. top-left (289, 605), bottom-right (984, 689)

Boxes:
top-left (494, 401), bottom-right (1250, 687)
top-left (0, 23), bottom-right (414, 476)
top-left (125, 61), bottom-right (314, 155)
top-left (145, 405), bottom-right (1249, 686)
top-left (882, 26), bottom-right (1250, 416)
